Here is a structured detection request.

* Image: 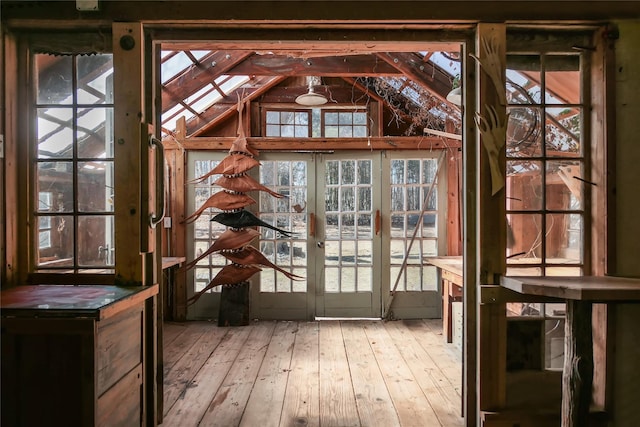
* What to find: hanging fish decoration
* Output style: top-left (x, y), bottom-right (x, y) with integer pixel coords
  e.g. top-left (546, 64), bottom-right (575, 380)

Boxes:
top-left (221, 246), bottom-right (304, 281)
top-left (230, 135), bottom-right (259, 158)
top-left (187, 264), bottom-right (261, 305)
top-left (214, 174), bottom-right (285, 199)
top-left (229, 97), bottom-right (259, 157)
top-left (211, 210), bottom-right (293, 238)
top-left (188, 154), bottom-right (260, 184)
top-left (183, 191), bottom-right (256, 224)
top-left (181, 228), bottom-right (261, 271)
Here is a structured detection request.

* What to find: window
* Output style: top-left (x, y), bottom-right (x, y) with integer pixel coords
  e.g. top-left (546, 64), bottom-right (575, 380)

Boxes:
top-left (389, 157), bottom-right (440, 291)
top-left (504, 44), bottom-right (589, 370)
top-left (323, 111), bottom-right (368, 137)
top-left (34, 53), bottom-right (115, 271)
top-left (505, 52), bottom-right (585, 277)
top-left (265, 110), bottom-right (310, 137)
top-left (264, 108), bottom-right (368, 138)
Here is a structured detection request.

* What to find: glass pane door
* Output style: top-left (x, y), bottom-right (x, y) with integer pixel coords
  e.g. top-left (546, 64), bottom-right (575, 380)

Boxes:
top-left (317, 153), bottom-right (381, 318)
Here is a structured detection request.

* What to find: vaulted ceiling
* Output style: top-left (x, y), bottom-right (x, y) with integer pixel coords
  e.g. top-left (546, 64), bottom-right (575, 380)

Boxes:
top-left (158, 47), bottom-right (463, 139)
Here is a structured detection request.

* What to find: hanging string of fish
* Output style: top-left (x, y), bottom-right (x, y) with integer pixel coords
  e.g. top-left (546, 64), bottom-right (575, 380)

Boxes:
top-left (183, 96), bottom-right (300, 305)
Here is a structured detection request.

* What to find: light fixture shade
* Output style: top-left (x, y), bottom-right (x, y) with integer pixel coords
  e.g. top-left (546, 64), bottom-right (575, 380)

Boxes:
top-left (446, 87), bottom-right (462, 106)
top-left (295, 81), bottom-right (328, 106)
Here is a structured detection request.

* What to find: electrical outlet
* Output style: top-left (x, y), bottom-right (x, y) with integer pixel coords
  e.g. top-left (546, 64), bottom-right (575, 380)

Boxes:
top-left (163, 217), bottom-right (172, 228)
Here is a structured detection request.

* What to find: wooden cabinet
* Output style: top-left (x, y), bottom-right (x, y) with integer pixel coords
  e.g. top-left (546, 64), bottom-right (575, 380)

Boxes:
top-left (1, 284), bottom-right (158, 427)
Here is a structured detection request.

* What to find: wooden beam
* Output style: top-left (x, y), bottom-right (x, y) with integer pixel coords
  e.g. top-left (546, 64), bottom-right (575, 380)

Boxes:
top-left (2, 30), bottom-right (21, 285)
top-left (226, 53), bottom-right (400, 76)
top-left (376, 51), bottom-right (454, 102)
top-left (169, 136), bottom-right (461, 151)
top-left (476, 23), bottom-right (507, 414)
top-left (160, 50), bottom-right (254, 110)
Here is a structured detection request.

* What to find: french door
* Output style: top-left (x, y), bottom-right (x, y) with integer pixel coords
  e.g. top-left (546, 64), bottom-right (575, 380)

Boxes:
top-left (186, 151), bottom-right (444, 320)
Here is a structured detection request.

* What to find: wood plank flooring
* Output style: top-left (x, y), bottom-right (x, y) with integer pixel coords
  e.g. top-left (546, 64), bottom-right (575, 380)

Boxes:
top-left (162, 319), bottom-right (463, 427)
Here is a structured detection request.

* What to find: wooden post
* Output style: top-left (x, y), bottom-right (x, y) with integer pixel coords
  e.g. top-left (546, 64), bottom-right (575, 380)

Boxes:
top-left (476, 23), bottom-right (508, 414)
top-left (562, 300), bottom-right (594, 427)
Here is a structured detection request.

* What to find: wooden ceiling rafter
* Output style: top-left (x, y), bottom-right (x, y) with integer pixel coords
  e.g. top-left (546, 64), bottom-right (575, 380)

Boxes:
top-left (188, 75), bottom-right (289, 137)
top-left (160, 50), bottom-right (254, 111)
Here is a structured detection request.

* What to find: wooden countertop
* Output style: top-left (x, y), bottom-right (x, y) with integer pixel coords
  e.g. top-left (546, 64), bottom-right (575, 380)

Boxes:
top-left (162, 256), bottom-right (186, 270)
top-left (500, 275), bottom-right (640, 301)
top-left (0, 284), bottom-right (159, 320)
top-left (425, 256), bottom-right (463, 277)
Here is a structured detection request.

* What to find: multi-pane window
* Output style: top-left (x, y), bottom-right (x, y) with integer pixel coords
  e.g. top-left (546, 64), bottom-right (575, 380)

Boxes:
top-left (390, 158), bottom-right (439, 291)
top-left (504, 49), bottom-right (588, 369)
top-left (259, 160), bottom-right (308, 293)
top-left (264, 109), bottom-right (368, 138)
top-left (265, 110), bottom-right (310, 137)
top-left (34, 53), bottom-right (114, 271)
top-left (323, 111), bottom-right (368, 137)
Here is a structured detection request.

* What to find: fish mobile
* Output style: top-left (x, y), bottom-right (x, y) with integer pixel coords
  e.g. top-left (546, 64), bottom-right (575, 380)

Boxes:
top-left (184, 97), bottom-right (300, 306)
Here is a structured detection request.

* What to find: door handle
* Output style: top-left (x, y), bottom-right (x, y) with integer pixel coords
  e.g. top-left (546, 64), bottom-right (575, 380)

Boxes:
top-left (375, 209), bottom-right (381, 235)
top-left (310, 212), bottom-right (316, 237)
top-left (149, 135), bottom-right (165, 228)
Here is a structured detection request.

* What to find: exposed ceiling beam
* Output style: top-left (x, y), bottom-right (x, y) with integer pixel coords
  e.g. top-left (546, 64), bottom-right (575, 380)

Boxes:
top-left (225, 53), bottom-right (400, 77)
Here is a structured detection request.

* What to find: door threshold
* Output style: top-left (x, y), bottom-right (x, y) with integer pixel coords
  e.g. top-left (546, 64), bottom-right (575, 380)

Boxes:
top-left (315, 317), bottom-right (382, 321)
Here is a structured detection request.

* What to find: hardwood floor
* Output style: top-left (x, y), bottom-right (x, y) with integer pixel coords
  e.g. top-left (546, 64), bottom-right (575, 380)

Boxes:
top-left (161, 319), bottom-right (463, 427)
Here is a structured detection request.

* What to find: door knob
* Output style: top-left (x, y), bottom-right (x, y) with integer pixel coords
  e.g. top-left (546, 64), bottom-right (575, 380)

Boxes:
top-left (317, 241), bottom-right (324, 248)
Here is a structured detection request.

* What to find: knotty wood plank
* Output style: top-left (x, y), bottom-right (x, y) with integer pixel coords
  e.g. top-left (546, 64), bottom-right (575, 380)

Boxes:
top-left (279, 322), bottom-right (321, 427)
top-left (384, 320), bottom-right (463, 427)
top-left (240, 321), bottom-right (298, 427)
top-left (318, 320), bottom-right (360, 427)
top-left (163, 323), bottom-right (230, 412)
top-left (198, 321), bottom-right (277, 426)
top-left (340, 321), bottom-right (401, 427)
top-left (162, 322), bottom-right (188, 347)
top-left (414, 319), bottom-right (463, 389)
top-left (162, 325), bottom-right (252, 425)
top-left (163, 322), bottom-right (213, 375)
top-left (363, 321), bottom-right (441, 426)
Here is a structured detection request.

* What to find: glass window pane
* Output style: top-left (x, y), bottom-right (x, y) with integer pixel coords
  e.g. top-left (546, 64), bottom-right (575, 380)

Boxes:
top-left (506, 213), bottom-right (543, 261)
top-left (341, 267), bottom-right (356, 292)
top-left (546, 213), bottom-right (582, 264)
top-left (506, 160), bottom-right (543, 211)
top-left (546, 160), bottom-right (583, 210)
top-left (325, 112), bottom-right (338, 125)
top-left (506, 55), bottom-right (541, 104)
top-left (507, 106), bottom-right (543, 157)
top-left (78, 215), bottom-right (114, 266)
top-left (357, 267), bottom-right (372, 292)
top-left (37, 162), bottom-right (73, 212)
top-left (545, 55), bottom-right (580, 105)
top-left (325, 268), bottom-right (339, 292)
top-left (36, 215), bottom-right (74, 267)
top-left (77, 54), bottom-right (113, 104)
top-left (546, 107), bottom-right (581, 156)
top-left (266, 111), bottom-right (279, 124)
top-left (78, 107), bottom-right (114, 158)
top-left (37, 55), bottom-right (73, 105)
top-left (38, 108), bottom-right (74, 159)
top-left (341, 160), bottom-right (355, 185)
top-left (78, 161), bottom-right (114, 212)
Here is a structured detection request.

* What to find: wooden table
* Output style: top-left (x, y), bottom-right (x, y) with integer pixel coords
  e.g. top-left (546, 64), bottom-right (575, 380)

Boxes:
top-left (426, 256), bottom-right (463, 343)
top-left (500, 275), bottom-right (640, 427)
top-left (1, 284), bottom-right (158, 427)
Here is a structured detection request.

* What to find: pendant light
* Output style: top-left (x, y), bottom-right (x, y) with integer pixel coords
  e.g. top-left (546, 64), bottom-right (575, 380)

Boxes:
top-left (295, 76), bottom-right (328, 106)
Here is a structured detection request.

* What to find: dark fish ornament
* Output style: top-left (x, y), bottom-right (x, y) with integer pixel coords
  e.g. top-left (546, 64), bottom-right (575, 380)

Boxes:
top-left (211, 210), bottom-right (293, 238)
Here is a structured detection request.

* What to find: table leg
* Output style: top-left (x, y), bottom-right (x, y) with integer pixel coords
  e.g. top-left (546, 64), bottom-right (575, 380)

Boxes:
top-left (562, 300), bottom-right (593, 427)
top-left (443, 278), bottom-right (453, 343)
